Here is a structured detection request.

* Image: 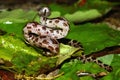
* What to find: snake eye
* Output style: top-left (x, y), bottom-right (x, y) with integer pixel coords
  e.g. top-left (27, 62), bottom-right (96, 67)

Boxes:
top-left (39, 7), bottom-right (51, 17)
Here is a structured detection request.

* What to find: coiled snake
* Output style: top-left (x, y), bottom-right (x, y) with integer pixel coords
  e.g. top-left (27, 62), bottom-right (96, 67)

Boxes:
top-left (23, 7), bottom-right (69, 56)
top-left (23, 7), bottom-right (112, 72)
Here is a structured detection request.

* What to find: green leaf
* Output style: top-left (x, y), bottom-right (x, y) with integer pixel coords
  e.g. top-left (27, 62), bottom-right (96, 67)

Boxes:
top-left (56, 43), bottom-right (82, 65)
top-left (67, 23), bottom-right (120, 54)
top-left (49, 4), bottom-right (77, 15)
top-left (0, 35), bottom-right (39, 61)
top-left (0, 9), bottom-right (37, 22)
top-left (101, 54), bottom-right (120, 80)
top-left (0, 35), bottom-right (80, 75)
top-left (0, 22), bottom-right (26, 38)
top-left (0, 35), bottom-right (43, 75)
top-left (64, 9), bottom-right (103, 23)
top-left (0, 9), bottom-right (37, 38)
top-left (49, 0), bottom-right (114, 22)
top-left (98, 54), bottom-right (114, 65)
top-left (56, 59), bottom-right (107, 80)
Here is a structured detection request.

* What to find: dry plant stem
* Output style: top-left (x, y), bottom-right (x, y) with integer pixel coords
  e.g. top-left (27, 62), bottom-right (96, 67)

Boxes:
top-left (89, 46), bottom-right (120, 58)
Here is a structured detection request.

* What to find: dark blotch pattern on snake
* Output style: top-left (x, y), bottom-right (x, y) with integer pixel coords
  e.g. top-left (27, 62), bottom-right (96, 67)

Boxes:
top-left (23, 7), bottom-right (69, 56)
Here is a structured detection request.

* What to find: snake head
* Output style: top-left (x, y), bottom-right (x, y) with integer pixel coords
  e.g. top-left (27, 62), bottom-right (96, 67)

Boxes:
top-left (39, 7), bottom-right (51, 17)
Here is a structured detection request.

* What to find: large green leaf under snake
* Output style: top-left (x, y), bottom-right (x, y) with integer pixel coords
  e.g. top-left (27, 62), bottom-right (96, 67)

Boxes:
top-left (67, 23), bottom-right (120, 54)
top-left (0, 20), bottom-right (120, 54)
top-left (0, 35), bottom-right (81, 75)
top-left (0, 22), bottom-right (119, 78)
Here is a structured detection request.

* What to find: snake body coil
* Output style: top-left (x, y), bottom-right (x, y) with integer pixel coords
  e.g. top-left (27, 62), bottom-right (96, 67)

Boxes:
top-left (23, 7), bottom-right (69, 56)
